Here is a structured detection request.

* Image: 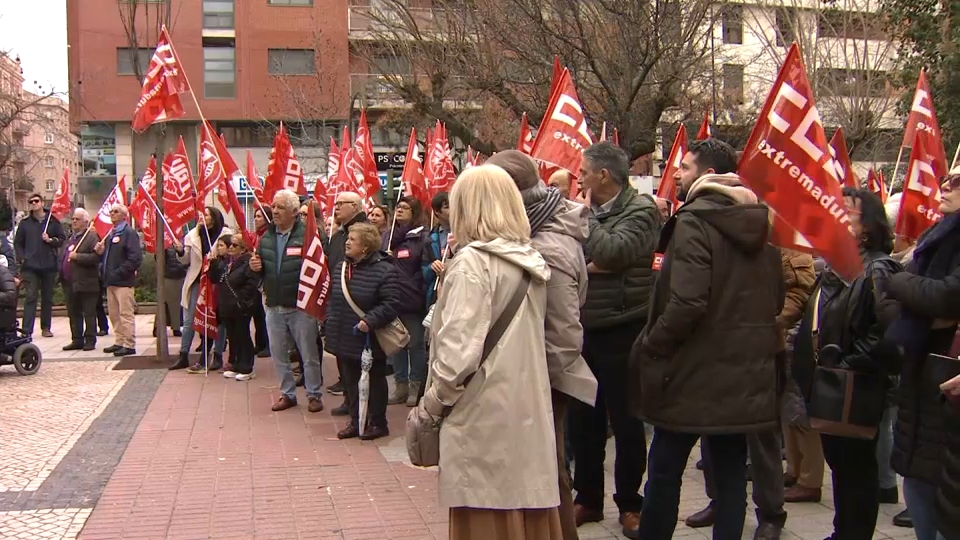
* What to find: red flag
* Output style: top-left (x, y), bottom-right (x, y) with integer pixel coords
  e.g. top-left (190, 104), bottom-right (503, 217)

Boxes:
top-left (866, 169), bottom-right (887, 203)
top-left (349, 110), bottom-right (382, 204)
top-left (902, 69), bottom-right (948, 178)
top-left (828, 128), bottom-right (858, 188)
top-left (896, 135), bottom-right (943, 241)
top-left (197, 125), bottom-right (227, 215)
top-left (192, 263), bottom-right (218, 339)
top-left (132, 26), bottom-right (190, 133)
top-left (245, 150), bottom-right (266, 209)
top-left (517, 113), bottom-right (534, 154)
top-left (162, 138), bottom-right (198, 233)
top-left (129, 155), bottom-right (157, 220)
top-left (529, 69), bottom-right (593, 178)
top-left (658, 124), bottom-right (687, 209)
top-left (737, 43), bottom-right (862, 282)
top-left (296, 201), bottom-right (331, 320)
top-left (49, 168), bottom-right (71, 221)
top-left (401, 128), bottom-right (429, 209)
top-left (697, 112), bottom-right (712, 140)
top-left (426, 122), bottom-right (457, 197)
top-left (94, 176), bottom-right (128, 239)
top-left (265, 123), bottom-right (307, 203)
top-left (612, 128), bottom-right (619, 147)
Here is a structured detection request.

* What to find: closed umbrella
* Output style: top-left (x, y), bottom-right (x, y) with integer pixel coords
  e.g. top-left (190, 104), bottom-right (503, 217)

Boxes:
top-left (358, 335), bottom-right (373, 437)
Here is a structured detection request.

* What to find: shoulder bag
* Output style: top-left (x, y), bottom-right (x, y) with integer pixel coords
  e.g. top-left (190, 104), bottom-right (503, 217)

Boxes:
top-left (341, 261), bottom-right (410, 356)
top-left (406, 270), bottom-right (532, 467)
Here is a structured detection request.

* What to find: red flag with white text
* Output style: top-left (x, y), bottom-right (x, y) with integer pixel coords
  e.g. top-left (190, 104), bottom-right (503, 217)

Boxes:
top-left (297, 201), bottom-right (331, 320)
top-left (901, 69), bottom-right (948, 178)
top-left (132, 26), bottom-right (190, 133)
top-left (192, 262), bottom-right (218, 338)
top-left (828, 128), bottom-right (858, 188)
top-left (401, 128), bottom-right (429, 209)
top-left (49, 168), bottom-right (71, 221)
top-left (658, 124), bottom-right (687, 209)
top-left (737, 43), bottom-right (862, 282)
top-left (94, 176), bottom-right (128, 239)
top-left (162, 138), bottom-right (198, 232)
top-left (867, 169), bottom-right (887, 203)
top-left (529, 69), bottom-right (593, 178)
top-left (245, 150), bottom-right (266, 209)
top-left (265, 123), bottom-right (307, 203)
top-left (697, 112), bottom-right (712, 140)
top-left (896, 134), bottom-right (943, 241)
top-left (426, 122), bottom-right (457, 197)
top-left (348, 110), bottom-right (382, 206)
top-left (517, 113), bottom-right (534, 154)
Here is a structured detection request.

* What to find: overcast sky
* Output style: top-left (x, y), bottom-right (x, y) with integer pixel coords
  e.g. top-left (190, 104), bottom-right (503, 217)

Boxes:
top-left (0, 0), bottom-right (69, 98)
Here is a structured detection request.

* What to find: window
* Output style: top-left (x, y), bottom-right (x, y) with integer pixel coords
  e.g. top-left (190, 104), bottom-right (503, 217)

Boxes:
top-left (818, 10), bottom-right (887, 40)
top-left (44, 156), bottom-right (55, 168)
top-left (44, 132), bottom-right (54, 144)
top-left (203, 0), bottom-right (235, 29)
top-left (816, 68), bottom-right (889, 98)
top-left (267, 0), bottom-right (313, 5)
top-left (217, 122), bottom-right (275, 147)
top-left (267, 49), bottom-right (317, 75)
top-left (723, 64), bottom-right (745, 104)
top-left (117, 48), bottom-right (154, 76)
top-left (721, 5), bottom-right (743, 45)
top-left (775, 8), bottom-right (799, 47)
top-left (372, 55), bottom-right (412, 75)
top-left (203, 47), bottom-right (236, 98)
top-left (46, 180), bottom-right (55, 191)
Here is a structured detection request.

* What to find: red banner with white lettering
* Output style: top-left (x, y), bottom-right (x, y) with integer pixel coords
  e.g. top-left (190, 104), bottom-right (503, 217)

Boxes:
top-left (296, 201), bottom-right (331, 320)
top-left (49, 168), bottom-right (71, 221)
top-left (162, 137), bottom-right (198, 232)
top-left (828, 127), bottom-right (858, 188)
top-left (896, 134), bottom-right (942, 241)
top-left (737, 43), bottom-right (862, 282)
top-left (401, 127), bottom-right (429, 210)
top-left (94, 176), bottom-right (128, 239)
top-left (867, 169), bottom-right (887, 203)
top-left (131, 26), bottom-right (190, 133)
top-left (517, 112), bottom-right (534, 154)
top-left (902, 70), bottom-right (948, 178)
top-left (529, 68), bottom-right (593, 178)
top-left (129, 156), bottom-right (156, 221)
top-left (245, 150), bottom-right (266, 210)
top-left (345, 110), bottom-right (382, 207)
top-left (658, 124), bottom-right (687, 209)
top-left (192, 264), bottom-right (218, 339)
top-left (426, 121), bottom-right (457, 197)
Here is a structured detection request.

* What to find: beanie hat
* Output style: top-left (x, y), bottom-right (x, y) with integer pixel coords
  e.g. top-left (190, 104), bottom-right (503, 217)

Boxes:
top-left (485, 150), bottom-right (540, 191)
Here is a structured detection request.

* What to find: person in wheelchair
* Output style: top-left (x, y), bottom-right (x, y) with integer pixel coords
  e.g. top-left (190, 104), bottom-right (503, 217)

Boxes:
top-left (0, 257), bottom-right (21, 331)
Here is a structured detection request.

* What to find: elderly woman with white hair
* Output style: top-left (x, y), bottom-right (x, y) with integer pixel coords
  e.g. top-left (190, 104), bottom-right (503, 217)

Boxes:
top-left (93, 203), bottom-right (142, 357)
top-left (413, 164), bottom-right (561, 539)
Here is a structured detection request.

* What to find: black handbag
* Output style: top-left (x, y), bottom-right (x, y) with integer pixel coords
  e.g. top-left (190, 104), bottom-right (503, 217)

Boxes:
top-left (806, 287), bottom-right (887, 440)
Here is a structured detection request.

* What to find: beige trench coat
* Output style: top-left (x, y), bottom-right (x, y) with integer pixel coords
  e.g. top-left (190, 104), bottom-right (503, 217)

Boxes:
top-left (179, 225), bottom-right (233, 309)
top-left (422, 239), bottom-right (559, 510)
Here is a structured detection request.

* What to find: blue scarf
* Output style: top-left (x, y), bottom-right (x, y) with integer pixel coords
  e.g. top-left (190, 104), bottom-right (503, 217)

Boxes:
top-left (886, 213), bottom-right (960, 357)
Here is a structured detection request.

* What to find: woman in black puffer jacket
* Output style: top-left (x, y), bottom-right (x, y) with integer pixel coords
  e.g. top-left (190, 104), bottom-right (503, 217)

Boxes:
top-left (325, 222), bottom-right (401, 441)
top-left (886, 172), bottom-right (960, 540)
top-left (209, 234), bottom-right (261, 381)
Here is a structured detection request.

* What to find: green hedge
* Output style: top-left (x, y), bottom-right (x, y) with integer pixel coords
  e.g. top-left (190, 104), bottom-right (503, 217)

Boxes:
top-left (43, 253), bottom-right (159, 306)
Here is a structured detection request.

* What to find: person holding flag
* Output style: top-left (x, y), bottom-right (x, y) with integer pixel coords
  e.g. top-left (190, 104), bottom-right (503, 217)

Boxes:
top-left (14, 193), bottom-right (66, 337)
top-left (60, 209), bottom-right (102, 352)
top-left (95, 204), bottom-right (143, 357)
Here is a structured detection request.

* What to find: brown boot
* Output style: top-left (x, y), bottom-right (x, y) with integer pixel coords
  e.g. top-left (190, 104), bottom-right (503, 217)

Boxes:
top-left (271, 395), bottom-right (297, 412)
top-left (784, 485), bottom-right (822, 503)
top-left (573, 504), bottom-right (603, 527)
top-left (619, 512), bottom-right (640, 539)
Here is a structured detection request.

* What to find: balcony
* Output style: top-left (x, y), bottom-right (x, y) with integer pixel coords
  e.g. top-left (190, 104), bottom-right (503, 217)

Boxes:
top-left (348, 5), bottom-right (467, 40)
top-left (10, 121), bottom-right (27, 137)
top-left (12, 176), bottom-right (34, 193)
top-left (350, 73), bottom-right (481, 110)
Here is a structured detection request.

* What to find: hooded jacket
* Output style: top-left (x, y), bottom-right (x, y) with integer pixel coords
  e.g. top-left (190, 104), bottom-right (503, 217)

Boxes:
top-left (422, 238), bottom-right (557, 510)
top-left (530, 199), bottom-right (598, 406)
top-left (631, 173), bottom-right (784, 433)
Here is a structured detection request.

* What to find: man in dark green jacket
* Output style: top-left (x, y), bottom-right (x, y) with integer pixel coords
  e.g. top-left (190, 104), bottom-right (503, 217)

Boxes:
top-left (567, 142), bottom-right (660, 538)
top-left (250, 189), bottom-right (324, 414)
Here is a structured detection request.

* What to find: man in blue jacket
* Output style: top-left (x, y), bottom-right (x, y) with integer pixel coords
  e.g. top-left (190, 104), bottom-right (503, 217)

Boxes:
top-left (94, 204), bottom-right (142, 357)
top-left (14, 193), bottom-right (66, 337)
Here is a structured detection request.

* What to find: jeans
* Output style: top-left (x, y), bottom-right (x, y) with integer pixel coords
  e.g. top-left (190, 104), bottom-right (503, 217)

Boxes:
top-left (266, 307), bottom-right (322, 401)
top-left (877, 406), bottom-right (898, 490)
top-left (639, 428), bottom-right (748, 540)
top-left (569, 319), bottom-right (646, 514)
top-left (391, 313), bottom-right (426, 384)
top-left (179, 282), bottom-right (225, 355)
top-left (704, 430), bottom-right (786, 527)
top-left (63, 283), bottom-right (97, 343)
top-left (821, 434), bottom-right (879, 540)
top-left (903, 477), bottom-right (949, 540)
top-left (21, 270), bottom-right (55, 334)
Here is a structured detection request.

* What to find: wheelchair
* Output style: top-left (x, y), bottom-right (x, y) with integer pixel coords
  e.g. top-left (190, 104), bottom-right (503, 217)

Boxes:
top-left (0, 307), bottom-right (41, 376)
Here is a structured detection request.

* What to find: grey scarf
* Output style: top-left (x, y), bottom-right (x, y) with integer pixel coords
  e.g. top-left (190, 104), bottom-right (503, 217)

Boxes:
top-left (525, 187), bottom-right (564, 236)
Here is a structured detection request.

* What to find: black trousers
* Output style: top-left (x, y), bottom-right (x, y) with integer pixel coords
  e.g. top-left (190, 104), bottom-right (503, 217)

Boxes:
top-left (704, 430), bottom-right (787, 527)
top-left (568, 319), bottom-right (646, 513)
top-left (96, 285), bottom-right (108, 332)
top-left (821, 433), bottom-right (880, 540)
top-left (339, 354), bottom-right (388, 428)
top-left (63, 283), bottom-right (98, 343)
top-left (21, 270), bottom-right (55, 334)
top-left (253, 301), bottom-right (268, 352)
top-left (222, 315), bottom-right (254, 374)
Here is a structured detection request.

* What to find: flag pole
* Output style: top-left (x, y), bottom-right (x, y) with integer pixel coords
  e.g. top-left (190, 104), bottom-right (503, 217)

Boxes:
top-left (951, 141), bottom-right (960, 170)
top-left (385, 178), bottom-right (406, 251)
top-left (42, 211), bottom-right (52, 235)
top-left (886, 146), bottom-right (906, 198)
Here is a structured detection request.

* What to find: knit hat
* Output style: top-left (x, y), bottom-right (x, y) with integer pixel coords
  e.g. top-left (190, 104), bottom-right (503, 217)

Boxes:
top-left (485, 150), bottom-right (540, 191)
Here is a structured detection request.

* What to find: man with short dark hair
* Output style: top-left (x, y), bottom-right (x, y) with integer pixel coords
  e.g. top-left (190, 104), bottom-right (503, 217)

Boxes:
top-left (422, 191), bottom-right (451, 307)
top-left (15, 193), bottom-right (66, 337)
top-left (632, 138), bottom-right (785, 540)
top-left (568, 142), bottom-right (660, 538)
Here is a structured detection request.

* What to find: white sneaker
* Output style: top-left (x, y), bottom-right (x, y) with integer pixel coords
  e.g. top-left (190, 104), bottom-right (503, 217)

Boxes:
top-left (222, 371), bottom-right (237, 378)
top-left (235, 372), bottom-right (256, 381)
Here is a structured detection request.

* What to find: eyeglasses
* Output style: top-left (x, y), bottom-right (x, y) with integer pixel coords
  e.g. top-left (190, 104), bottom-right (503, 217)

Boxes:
top-left (28, 199), bottom-right (41, 204)
top-left (397, 204), bottom-right (412, 211)
top-left (334, 201), bottom-right (357, 207)
top-left (109, 209), bottom-right (122, 214)
top-left (940, 175), bottom-right (960, 191)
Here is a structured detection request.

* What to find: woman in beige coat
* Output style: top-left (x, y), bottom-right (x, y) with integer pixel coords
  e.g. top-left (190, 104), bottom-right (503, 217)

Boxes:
top-left (418, 165), bottom-right (561, 539)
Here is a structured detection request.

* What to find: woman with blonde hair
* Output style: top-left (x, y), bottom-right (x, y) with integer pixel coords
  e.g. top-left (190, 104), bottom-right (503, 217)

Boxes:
top-left (414, 164), bottom-right (560, 539)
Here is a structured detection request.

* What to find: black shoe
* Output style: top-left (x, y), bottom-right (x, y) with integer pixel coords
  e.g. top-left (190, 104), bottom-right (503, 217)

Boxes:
top-left (256, 349), bottom-right (270, 358)
top-left (893, 509), bottom-right (913, 528)
top-left (696, 459), bottom-right (704, 470)
top-left (97, 329), bottom-right (108, 337)
top-left (331, 402), bottom-right (350, 417)
top-left (208, 352), bottom-right (223, 372)
top-left (103, 345), bottom-right (122, 353)
top-left (113, 347), bottom-right (136, 357)
top-left (169, 352), bottom-right (190, 370)
top-left (879, 486), bottom-right (899, 504)
top-left (82, 341), bottom-right (96, 351)
top-left (172, 330), bottom-right (183, 337)
top-left (359, 424), bottom-right (389, 441)
top-left (328, 381), bottom-right (344, 396)
top-left (41, 329), bottom-right (53, 338)
top-left (62, 342), bottom-right (84, 351)
top-left (337, 424), bottom-right (359, 439)
top-left (685, 503), bottom-right (716, 528)
top-left (753, 522), bottom-right (782, 540)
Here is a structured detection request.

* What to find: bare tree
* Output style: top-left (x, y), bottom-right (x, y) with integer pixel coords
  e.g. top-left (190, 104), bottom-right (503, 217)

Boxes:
top-left (724, 0), bottom-right (900, 162)
top-left (117, 0), bottom-right (173, 82)
top-left (347, 0), bottom-right (716, 158)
